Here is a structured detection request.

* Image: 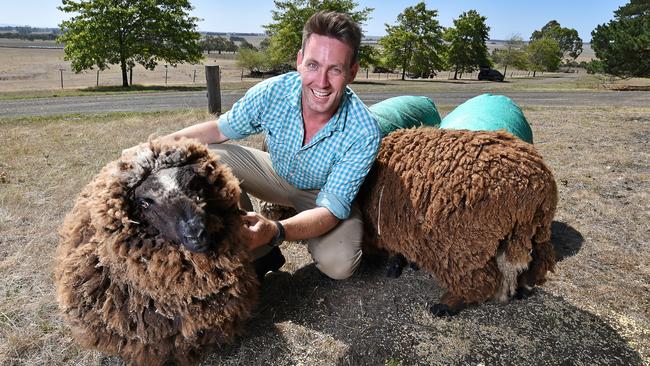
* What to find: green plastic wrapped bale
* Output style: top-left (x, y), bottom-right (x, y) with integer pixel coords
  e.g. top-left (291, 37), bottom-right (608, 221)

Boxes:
top-left (369, 96), bottom-right (441, 137)
top-left (440, 93), bottom-right (533, 143)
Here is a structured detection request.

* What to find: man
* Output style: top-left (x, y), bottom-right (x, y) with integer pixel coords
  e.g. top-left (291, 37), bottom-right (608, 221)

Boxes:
top-left (163, 11), bottom-right (381, 280)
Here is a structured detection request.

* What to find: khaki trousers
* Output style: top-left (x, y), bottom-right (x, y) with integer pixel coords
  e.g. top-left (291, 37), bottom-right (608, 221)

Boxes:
top-left (209, 143), bottom-right (363, 280)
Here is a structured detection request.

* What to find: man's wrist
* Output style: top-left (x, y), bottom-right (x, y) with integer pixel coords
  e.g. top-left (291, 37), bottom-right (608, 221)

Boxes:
top-left (269, 220), bottom-right (285, 247)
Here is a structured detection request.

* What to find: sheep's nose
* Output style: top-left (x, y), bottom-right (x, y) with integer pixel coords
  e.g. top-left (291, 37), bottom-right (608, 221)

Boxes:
top-left (178, 218), bottom-right (207, 250)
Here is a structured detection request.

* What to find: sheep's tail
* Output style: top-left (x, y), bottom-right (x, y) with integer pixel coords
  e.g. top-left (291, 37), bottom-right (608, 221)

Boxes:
top-left (495, 181), bottom-right (558, 303)
top-left (519, 211), bottom-right (556, 290)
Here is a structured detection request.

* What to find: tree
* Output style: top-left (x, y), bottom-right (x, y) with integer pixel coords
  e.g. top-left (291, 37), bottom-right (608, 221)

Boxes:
top-left (591, 0), bottom-right (650, 78)
top-left (57, 0), bottom-right (203, 87)
top-left (263, 0), bottom-right (373, 67)
top-left (237, 48), bottom-right (270, 73)
top-left (445, 9), bottom-right (491, 80)
top-left (531, 20), bottom-right (583, 64)
top-left (491, 34), bottom-right (528, 78)
top-left (379, 2), bottom-right (446, 80)
top-left (239, 39), bottom-right (258, 51)
top-left (526, 38), bottom-right (561, 76)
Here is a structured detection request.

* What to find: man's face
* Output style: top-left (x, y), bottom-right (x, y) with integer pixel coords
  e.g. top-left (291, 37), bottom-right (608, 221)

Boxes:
top-left (297, 34), bottom-right (359, 119)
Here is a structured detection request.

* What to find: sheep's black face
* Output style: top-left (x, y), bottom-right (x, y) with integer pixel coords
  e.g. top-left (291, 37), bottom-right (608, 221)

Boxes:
top-left (132, 165), bottom-right (213, 253)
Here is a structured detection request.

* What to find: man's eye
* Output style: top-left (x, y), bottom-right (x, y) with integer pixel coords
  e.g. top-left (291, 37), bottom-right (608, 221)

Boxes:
top-left (329, 68), bottom-right (342, 76)
top-left (307, 62), bottom-right (318, 71)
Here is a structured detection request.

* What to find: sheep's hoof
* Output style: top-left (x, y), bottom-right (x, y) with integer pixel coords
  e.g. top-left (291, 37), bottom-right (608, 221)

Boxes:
top-left (254, 246), bottom-right (286, 281)
top-left (515, 286), bottom-right (535, 300)
top-left (429, 303), bottom-right (459, 317)
top-left (409, 261), bottom-right (420, 271)
top-left (386, 254), bottom-right (408, 278)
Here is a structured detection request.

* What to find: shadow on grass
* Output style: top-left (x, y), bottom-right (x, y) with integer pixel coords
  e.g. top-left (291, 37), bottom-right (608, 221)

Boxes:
top-left (551, 221), bottom-right (584, 261)
top-left (209, 251), bottom-right (642, 366)
top-left (82, 84), bottom-right (206, 93)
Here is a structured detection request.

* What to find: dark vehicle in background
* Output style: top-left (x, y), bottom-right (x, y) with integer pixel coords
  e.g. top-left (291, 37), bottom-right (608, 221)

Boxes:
top-left (478, 68), bottom-right (505, 82)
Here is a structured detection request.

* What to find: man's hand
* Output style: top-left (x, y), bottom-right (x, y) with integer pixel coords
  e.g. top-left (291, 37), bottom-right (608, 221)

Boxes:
top-left (240, 212), bottom-right (278, 251)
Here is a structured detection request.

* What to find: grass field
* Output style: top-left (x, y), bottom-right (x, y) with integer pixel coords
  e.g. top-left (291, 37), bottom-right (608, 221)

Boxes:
top-left (0, 39), bottom-right (605, 95)
top-left (1, 88), bottom-right (649, 364)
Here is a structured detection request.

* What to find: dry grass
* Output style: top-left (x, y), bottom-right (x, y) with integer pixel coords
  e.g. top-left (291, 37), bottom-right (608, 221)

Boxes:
top-left (0, 103), bottom-right (649, 365)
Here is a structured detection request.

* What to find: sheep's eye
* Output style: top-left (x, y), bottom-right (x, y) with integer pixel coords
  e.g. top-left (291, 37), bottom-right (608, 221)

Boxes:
top-left (136, 197), bottom-right (153, 209)
top-left (194, 195), bottom-right (201, 202)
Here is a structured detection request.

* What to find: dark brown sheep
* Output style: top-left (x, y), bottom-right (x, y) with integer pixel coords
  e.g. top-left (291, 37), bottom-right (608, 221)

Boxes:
top-left (54, 138), bottom-right (258, 366)
top-left (358, 128), bottom-right (558, 316)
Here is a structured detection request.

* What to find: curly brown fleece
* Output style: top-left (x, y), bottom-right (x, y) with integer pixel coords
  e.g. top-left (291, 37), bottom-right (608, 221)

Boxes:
top-left (55, 139), bottom-right (258, 366)
top-left (359, 128), bottom-right (557, 309)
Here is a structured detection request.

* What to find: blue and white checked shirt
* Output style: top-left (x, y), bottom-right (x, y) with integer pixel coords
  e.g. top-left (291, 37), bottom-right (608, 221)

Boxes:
top-left (217, 71), bottom-right (381, 219)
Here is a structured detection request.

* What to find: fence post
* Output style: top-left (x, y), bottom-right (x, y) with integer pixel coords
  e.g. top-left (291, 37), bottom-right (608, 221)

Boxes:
top-left (165, 65), bottom-right (168, 85)
top-left (193, 69), bottom-right (196, 83)
top-left (96, 70), bottom-right (100, 87)
top-left (59, 69), bottom-right (64, 89)
top-left (205, 65), bottom-right (221, 115)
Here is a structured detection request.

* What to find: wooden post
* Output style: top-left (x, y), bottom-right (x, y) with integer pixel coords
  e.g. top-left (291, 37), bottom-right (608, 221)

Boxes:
top-left (165, 65), bottom-right (168, 85)
top-left (59, 69), bottom-right (64, 89)
top-left (205, 65), bottom-right (221, 115)
top-left (193, 69), bottom-right (196, 83)
top-left (96, 69), bottom-right (100, 87)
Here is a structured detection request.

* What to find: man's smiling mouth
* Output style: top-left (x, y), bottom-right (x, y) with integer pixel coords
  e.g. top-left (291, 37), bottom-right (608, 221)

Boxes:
top-left (312, 89), bottom-right (332, 98)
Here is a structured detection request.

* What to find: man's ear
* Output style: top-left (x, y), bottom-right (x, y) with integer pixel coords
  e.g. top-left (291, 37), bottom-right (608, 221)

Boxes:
top-left (296, 49), bottom-right (304, 68)
top-left (348, 62), bottom-right (360, 82)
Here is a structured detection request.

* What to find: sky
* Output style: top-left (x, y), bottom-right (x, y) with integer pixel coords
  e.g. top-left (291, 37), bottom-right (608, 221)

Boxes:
top-left (0, 0), bottom-right (628, 41)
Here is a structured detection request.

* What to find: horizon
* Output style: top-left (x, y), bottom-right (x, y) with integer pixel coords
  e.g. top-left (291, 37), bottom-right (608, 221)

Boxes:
top-left (0, 1), bottom-right (629, 42)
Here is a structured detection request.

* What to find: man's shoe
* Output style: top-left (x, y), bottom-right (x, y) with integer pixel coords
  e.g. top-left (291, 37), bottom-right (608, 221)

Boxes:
top-left (253, 246), bottom-right (286, 281)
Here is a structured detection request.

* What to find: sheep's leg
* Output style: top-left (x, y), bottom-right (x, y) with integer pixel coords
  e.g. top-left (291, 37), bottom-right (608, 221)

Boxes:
top-left (386, 254), bottom-right (408, 278)
top-left (516, 238), bottom-right (555, 296)
top-left (430, 292), bottom-right (466, 316)
top-left (430, 259), bottom-right (501, 317)
top-left (386, 254), bottom-right (420, 278)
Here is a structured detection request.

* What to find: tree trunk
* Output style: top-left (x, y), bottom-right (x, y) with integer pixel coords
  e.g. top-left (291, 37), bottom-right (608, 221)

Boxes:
top-left (532, 70), bottom-right (536, 77)
top-left (453, 66), bottom-right (459, 80)
top-left (120, 58), bottom-right (128, 87)
top-left (503, 64), bottom-right (508, 79)
top-left (401, 68), bottom-right (406, 80)
top-left (129, 67), bottom-right (133, 85)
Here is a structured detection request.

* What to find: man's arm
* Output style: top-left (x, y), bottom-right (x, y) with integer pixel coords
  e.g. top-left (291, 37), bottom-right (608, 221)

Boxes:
top-left (241, 207), bottom-right (339, 250)
top-left (165, 120), bottom-right (230, 144)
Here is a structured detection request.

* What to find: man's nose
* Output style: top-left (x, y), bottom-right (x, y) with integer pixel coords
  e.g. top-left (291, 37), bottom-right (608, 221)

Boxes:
top-left (315, 68), bottom-right (330, 87)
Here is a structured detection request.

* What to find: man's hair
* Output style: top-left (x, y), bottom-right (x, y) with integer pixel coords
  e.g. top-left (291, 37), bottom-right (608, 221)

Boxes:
top-left (302, 11), bottom-right (362, 65)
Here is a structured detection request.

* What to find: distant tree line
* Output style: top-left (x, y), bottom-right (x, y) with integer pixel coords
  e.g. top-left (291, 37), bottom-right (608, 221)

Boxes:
top-left (0, 26), bottom-right (61, 41)
top-left (53, 0), bottom-right (647, 88)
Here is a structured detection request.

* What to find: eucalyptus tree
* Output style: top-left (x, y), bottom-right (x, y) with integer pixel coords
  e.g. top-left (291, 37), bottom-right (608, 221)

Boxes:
top-left (58, 0), bottom-right (203, 87)
top-left (379, 2), bottom-right (445, 80)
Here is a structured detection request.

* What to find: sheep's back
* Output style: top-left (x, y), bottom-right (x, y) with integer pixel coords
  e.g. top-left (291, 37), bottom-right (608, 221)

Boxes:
top-left (360, 128), bottom-right (557, 277)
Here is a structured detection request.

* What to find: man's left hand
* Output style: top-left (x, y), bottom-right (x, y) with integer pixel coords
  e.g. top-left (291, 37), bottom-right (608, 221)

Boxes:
top-left (240, 212), bottom-right (278, 251)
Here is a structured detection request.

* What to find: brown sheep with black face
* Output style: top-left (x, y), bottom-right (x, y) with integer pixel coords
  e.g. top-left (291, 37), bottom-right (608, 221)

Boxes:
top-left (359, 128), bottom-right (558, 316)
top-left (54, 138), bottom-right (258, 366)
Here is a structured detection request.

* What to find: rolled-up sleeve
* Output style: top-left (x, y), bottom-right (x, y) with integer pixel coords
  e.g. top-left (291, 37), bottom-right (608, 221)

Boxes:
top-left (217, 80), bottom-right (271, 140)
top-left (317, 131), bottom-right (381, 219)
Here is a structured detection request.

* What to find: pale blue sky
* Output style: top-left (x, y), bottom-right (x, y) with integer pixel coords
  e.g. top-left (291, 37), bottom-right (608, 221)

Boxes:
top-left (1, 0), bottom-right (627, 41)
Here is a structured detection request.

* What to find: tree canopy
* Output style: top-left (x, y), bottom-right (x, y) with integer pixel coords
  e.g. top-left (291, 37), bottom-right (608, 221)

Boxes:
top-left (530, 20), bottom-right (582, 63)
top-left (591, 0), bottom-right (650, 78)
top-left (263, 0), bottom-right (373, 67)
top-left (57, 0), bottom-right (203, 87)
top-left (379, 2), bottom-right (446, 79)
top-left (526, 38), bottom-right (561, 76)
top-left (445, 9), bottom-right (491, 79)
top-left (491, 34), bottom-right (528, 78)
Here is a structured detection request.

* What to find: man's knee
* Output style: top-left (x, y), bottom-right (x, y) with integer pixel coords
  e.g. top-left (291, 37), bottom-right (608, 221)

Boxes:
top-left (311, 245), bottom-right (362, 280)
